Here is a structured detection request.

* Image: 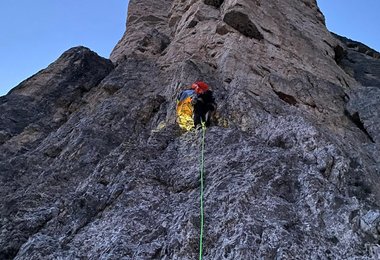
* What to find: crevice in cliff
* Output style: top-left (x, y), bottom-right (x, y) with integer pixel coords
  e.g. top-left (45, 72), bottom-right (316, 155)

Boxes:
top-left (334, 45), bottom-right (346, 64)
top-left (223, 11), bottom-right (263, 40)
top-left (204, 0), bottom-right (224, 8)
top-left (345, 110), bottom-right (375, 143)
top-left (137, 29), bottom-right (171, 55)
top-left (274, 91), bottom-right (298, 106)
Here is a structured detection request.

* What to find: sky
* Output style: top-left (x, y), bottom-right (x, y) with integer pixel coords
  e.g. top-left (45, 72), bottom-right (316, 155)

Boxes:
top-left (0, 1), bottom-right (379, 96)
top-left (317, 0), bottom-right (380, 51)
top-left (0, 1), bottom-right (128, 96)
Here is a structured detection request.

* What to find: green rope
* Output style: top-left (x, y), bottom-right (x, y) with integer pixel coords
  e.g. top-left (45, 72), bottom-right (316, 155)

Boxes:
top-left (199, 121), bottom-right (206, 260)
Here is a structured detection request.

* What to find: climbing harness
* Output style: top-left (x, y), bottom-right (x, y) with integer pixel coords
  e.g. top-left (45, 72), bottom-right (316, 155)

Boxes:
top-left (199, 121), bottom-right (206, 260)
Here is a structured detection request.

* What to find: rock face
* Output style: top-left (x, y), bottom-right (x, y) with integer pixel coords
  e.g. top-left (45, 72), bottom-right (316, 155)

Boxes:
top-left (1, 0), bottom-right (380, 259)
top-left (333, 33), bottom-right (380, 88)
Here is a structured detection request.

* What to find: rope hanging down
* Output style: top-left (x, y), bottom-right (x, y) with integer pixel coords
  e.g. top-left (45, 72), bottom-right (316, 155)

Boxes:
top-left (199, 121), bottom-right (206, 260)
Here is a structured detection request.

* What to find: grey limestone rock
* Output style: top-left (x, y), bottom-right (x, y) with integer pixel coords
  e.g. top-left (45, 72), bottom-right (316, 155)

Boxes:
top-left (333, 33), bottom-right (380, 88)
top-left (1, 0), bottom-right (380, 259)
top-left (223, 10), bottom-right (263, 41)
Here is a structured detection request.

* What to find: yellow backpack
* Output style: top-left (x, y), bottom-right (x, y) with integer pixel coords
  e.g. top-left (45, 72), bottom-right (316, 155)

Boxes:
top-left (176, 89), bottom-right (196, 131)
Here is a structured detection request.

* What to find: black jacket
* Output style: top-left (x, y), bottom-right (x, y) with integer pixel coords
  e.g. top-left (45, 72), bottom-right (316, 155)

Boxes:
top-left (192, 90), bottom-right (216, 127)
top-left (193, 90), bottom-right (216, 113)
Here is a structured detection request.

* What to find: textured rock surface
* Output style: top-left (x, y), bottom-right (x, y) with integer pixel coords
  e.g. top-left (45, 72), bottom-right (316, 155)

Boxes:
top-left (1, 0), bottom-right (380, 259)
top-left (333, 33), bottom-right (380, 88)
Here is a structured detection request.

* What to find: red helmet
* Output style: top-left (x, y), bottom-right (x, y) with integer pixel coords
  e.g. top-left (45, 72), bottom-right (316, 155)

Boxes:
top-left (191, 81), bottom-right (209, 94)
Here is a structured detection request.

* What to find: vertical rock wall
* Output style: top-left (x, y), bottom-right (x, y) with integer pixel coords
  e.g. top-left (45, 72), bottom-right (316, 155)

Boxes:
top-left (1, 0), bottom-right (380, 259)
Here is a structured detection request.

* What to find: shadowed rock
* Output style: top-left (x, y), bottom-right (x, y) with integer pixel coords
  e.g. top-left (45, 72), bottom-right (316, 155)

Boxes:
top-left (223, 10), bottom-right (264, 40)
top-left (333, 33), bottom-right (380, 87)
top-left (204, 0), bottom-right (224, 8)
top-left (137, 29), bottom-right (171, 55)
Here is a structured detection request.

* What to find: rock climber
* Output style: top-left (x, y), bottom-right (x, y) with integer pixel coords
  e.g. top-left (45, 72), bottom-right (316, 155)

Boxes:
top-left (191, 81), bottom-right (216, 128)
top-left (176, 81), bottom-right (216, 131)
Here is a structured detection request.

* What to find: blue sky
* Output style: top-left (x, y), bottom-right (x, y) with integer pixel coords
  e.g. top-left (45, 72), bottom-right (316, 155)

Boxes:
top-left (0, 1), bottom-right (379, 96)
top-left (317, 0), bottom-right (380, 51)
top-left (0, 1), bottom-right (128, 96)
